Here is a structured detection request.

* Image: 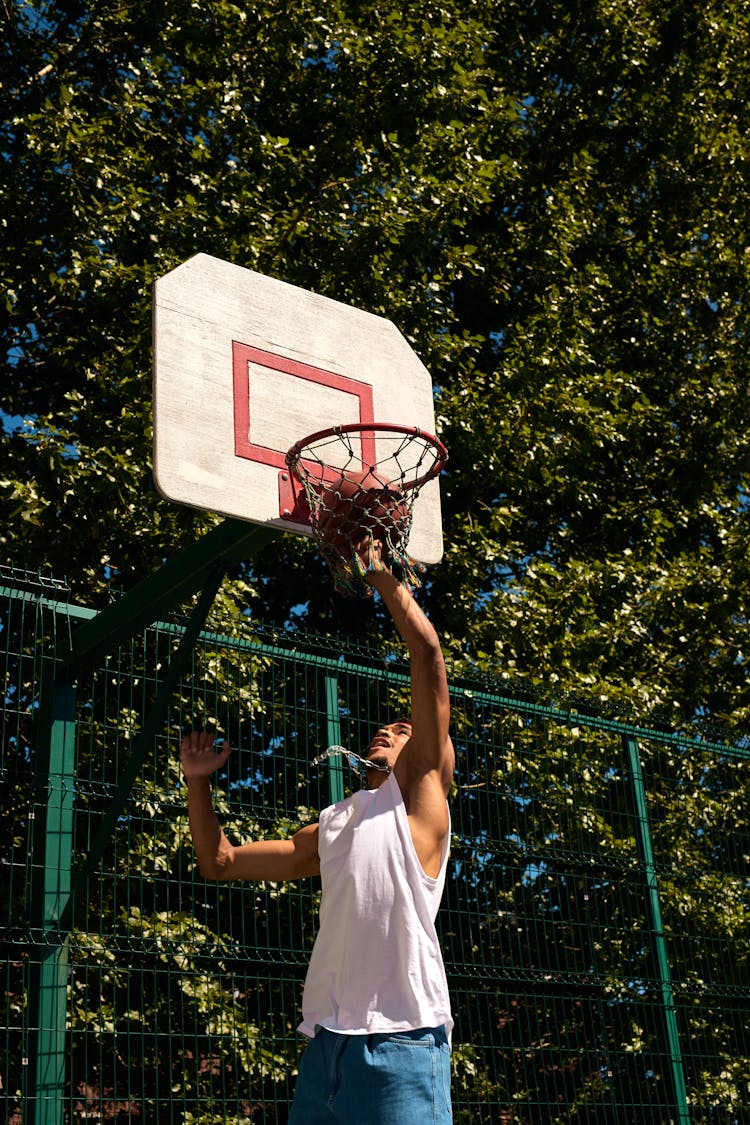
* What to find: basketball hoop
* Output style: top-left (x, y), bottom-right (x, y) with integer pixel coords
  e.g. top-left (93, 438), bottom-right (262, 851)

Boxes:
top-left (286, 424), bottom-right (448, 597)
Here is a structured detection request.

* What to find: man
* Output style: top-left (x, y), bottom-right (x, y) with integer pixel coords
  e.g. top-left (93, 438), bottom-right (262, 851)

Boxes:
top-left (181, 558), bottom-right (455, 1123)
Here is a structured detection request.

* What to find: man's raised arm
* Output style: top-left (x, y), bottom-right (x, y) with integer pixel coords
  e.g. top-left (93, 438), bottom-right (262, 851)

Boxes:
top-left (182, 731), bottom-right (320, 881)
top-left (366, 568), bottom-right (454, 794)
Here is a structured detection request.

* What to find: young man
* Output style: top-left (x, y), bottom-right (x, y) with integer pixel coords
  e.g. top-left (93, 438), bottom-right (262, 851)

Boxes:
top-left (181, 561), bottom-right (455, 1123)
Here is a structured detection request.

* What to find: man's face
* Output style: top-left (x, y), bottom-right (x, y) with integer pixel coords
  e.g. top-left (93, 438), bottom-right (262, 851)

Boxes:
top-left (364, 721), bottom-right (412, 786)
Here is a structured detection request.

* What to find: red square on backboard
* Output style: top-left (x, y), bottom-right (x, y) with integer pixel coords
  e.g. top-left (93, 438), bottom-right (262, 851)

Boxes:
top-left (232, 342), bottom-right (375, 471)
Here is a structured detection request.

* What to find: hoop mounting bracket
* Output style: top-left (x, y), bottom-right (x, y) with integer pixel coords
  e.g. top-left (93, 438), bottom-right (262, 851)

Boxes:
top-left (278, 470), bottom-right (311, 523)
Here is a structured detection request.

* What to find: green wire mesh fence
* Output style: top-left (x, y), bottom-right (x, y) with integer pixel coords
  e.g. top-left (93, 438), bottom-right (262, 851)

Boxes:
top-left (1, 566), bottom-right (749, 1123)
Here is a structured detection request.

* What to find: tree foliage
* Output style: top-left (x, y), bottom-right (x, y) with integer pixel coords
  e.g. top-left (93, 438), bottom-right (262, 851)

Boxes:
top-left (4, 8), bottom-right (750, 1123)
top-left (3, 3), bottom-right (750, 708)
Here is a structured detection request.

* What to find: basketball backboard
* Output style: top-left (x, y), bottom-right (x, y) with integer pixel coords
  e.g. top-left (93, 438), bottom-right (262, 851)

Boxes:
top-left (153, 254), bottom-right (444, 563)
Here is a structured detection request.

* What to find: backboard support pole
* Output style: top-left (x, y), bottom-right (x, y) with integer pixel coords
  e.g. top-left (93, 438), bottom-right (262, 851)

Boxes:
top-left (62, 518), bottom-right (279, 675)
top-left (25, 520), bottom-right (281, 1115)
top-left (57, 563), bottom-right (228, 936)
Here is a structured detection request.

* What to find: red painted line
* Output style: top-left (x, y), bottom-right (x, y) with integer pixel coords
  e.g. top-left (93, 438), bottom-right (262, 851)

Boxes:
top-left (232, 342), bottom-right (375, 471)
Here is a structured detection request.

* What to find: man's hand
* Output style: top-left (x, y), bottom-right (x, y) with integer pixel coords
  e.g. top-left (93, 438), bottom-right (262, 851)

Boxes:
top-left (361, 535), bottom-right (393, 588)
top-left (181, 730), bottom-right (320, 881)
top-left (181, 730), bottom-right (231, 781)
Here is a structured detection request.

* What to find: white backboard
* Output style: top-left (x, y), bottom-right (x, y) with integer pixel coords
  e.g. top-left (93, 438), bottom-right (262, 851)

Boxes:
top-left (153, 254), bottom-right (444, 563)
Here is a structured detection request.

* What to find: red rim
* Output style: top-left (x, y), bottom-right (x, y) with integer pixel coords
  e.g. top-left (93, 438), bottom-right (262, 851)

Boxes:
top-left (286, 423), bottom-right (448, 492)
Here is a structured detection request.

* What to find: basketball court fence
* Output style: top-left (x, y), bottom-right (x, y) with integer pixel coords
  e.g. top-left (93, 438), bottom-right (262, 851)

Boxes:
top-left (2, 565), bottom-right (749, 1123)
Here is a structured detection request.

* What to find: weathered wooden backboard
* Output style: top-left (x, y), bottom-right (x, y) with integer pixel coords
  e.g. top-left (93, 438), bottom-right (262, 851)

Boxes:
top-left (153, 254), bottom-right (444, 563)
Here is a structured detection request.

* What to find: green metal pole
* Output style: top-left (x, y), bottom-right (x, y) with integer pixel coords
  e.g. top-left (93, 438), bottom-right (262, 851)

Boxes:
top-left (29, 674), bottom-right (77, 1125)
top-left (623, 734), bottom-right (690, 1124)
top-left (25, 523), bottom-right (279, 1122)
top-left (57, 564), bottom-right (227, 934)
top-left (324, 672), bottom-right (345, 804)
top-left (62, 519), bottom-right (278, 674)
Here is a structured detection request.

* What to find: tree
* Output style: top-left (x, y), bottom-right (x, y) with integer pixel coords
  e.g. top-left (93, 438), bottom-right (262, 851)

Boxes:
top-left (5, 7), bottom-right (750, 1122)
top-left (2, 2), bottom-right (749, 712)
top-left (432, 0), bottom-right (750, 733)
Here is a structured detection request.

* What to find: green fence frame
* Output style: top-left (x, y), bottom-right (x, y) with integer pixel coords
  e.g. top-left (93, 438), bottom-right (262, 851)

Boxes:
top-left (2, 564), bottom-right (749, 1123)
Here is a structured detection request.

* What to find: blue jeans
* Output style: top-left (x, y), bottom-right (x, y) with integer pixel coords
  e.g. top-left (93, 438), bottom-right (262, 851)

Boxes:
top-left (288, 1026), bottom-right (452, 1124)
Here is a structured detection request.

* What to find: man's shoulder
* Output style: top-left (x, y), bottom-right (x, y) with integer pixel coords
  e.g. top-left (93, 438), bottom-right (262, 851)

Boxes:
top-left (396, 738), bottom-right (454, 800)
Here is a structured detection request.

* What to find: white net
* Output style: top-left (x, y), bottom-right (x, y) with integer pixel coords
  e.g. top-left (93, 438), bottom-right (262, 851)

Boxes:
top-left (286, 425), bottom-right (446, 597)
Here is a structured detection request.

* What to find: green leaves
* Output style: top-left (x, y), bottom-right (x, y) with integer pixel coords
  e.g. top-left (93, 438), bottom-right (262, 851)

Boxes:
top-left (3, 0), bottom-right (750, 722)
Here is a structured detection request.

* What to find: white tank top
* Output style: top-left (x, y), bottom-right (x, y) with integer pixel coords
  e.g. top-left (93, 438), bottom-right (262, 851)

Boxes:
top-left (298, 770), bottom-right (453, 1039)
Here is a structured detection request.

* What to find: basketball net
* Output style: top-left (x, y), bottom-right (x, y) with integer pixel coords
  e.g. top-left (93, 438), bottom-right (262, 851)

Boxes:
top-left (286, 424), bottom-right (447, 597)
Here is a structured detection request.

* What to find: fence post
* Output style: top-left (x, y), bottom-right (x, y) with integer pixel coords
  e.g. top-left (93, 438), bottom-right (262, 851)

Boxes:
top-left (57, 564), bottom-right (227, 935)
top-left (324, 673), bottom-right (345, 804)
top-left (28, 672), bottom-right (77, 1125)
top-left (622, 734), bottom-right (690, 1123)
